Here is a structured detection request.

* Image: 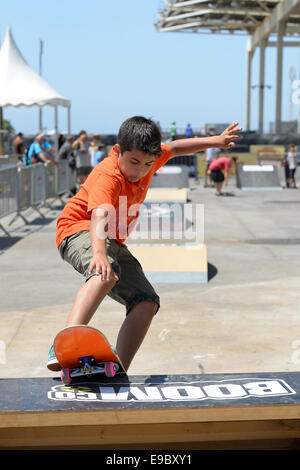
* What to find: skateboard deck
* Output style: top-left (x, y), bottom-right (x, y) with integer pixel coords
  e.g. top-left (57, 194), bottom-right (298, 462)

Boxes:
top-left (54, 325), bottom-right (126, 383)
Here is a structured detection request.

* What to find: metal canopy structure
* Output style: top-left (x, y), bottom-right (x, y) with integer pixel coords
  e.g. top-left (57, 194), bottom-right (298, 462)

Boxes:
top-left (155, 0), bottom-right (300, 134)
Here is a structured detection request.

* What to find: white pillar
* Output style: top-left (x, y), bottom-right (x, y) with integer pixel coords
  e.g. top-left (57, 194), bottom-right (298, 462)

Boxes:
top-left (67, 105), bottom-right (71, 136)
top-left (275, 22), bottom-right (285, 135)
top-left (0, 107), bottom-right (4, 155)
top-left (39, 108), bottom-right (43, 132)
top-left (54, 106), bottom-right (58, 155)
top-left (258, 41), bottom-right (266, 135)
top-left (246, 40), bottom-right (254, 132)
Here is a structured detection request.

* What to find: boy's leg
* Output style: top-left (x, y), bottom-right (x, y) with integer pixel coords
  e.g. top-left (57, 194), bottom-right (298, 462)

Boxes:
top-left (107, 245), bottom-right (161, 371)
top-left (66, 280), bottom-right (158, 371)
top-left (67, 277), bottom-right (158, 371)
top-left (52, 233), bottom-right (159, 372)
top-left (66, 275), bottom-right (116, 326)
top-left (59, 231), bottom-right (119, 326)
top-left (116, 300), bottom-right (157, 371)
top-left (47, 232), bottom-right (118, 371)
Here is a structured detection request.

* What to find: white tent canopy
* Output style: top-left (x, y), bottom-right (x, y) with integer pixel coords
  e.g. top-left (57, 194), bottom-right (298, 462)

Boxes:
top-left (0, 26), bottom-right (71, 146)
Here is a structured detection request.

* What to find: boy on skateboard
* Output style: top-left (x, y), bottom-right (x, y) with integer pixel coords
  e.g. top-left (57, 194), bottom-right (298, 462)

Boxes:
top-left (47, 116), bottom-right (241, 372)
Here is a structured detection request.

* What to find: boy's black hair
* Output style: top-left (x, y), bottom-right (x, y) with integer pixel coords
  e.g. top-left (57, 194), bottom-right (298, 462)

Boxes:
top-left (117, 116), bottom-right (162, 156)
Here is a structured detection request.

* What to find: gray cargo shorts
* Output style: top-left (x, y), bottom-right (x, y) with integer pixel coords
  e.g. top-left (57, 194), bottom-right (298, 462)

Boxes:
top-left (58, 230), bottom-right (160, 315)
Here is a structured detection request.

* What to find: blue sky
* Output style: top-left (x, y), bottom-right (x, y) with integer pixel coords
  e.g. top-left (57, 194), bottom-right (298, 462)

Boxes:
top-left (1, 0), bottom-right (299, 135)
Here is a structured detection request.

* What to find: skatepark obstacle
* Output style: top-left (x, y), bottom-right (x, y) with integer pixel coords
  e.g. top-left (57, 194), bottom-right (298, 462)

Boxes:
top-left (1, 372), bottom-right (300, 450)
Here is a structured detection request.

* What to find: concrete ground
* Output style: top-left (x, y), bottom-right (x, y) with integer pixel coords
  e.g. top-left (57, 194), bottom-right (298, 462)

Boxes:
top-left (0, 178), bottom-right (300, 378)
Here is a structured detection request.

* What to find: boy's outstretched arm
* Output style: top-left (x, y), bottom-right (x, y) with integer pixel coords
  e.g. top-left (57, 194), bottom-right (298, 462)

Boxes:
top-left (169, 122), bottom-right (243, 158)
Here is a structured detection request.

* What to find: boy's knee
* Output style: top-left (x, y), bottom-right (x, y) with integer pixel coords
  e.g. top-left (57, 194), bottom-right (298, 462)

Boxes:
top-left (140, 300), bottom-right (159, 317)
top-left (100, 277), bottom-right (117, 289)
top-left (127, 299), bottom-right (159, 318)
top-left (87, 274), bottom-right (117, 290)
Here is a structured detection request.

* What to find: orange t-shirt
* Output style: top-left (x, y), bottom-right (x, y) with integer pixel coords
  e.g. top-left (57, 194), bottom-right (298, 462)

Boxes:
top-left (56, 144), bottom-right (172, 247)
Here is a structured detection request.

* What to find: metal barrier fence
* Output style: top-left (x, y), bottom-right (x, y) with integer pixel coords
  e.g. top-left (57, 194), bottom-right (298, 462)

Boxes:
top-left (0, 167), bottom-right (18, 222)
top-left (0, 161), bottom-right (75, 235)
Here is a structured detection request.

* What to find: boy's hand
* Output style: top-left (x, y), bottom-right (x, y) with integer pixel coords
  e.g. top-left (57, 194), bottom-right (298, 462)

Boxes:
top-left (88, 252), bottom-right (119, 281)
top-left (218, 122), bottom-right (242, 149)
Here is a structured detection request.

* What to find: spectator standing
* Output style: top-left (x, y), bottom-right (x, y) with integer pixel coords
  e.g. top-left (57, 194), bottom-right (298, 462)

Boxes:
top-left (58, 136), bottom-right (77, 195)
top-left (58, 136), bottom-right (75, 168)
top-left (12, 132), bottom-right (25, 155)
top-left (287, 144), bottom-right (297, 188)
top-left (93, 143), bottom-right (106, 167)
top-left (72, 130), bottom-right (91, 184)
top-left (170, 122), bottom-right (177, 141)
top-left (88, 134), bottom-right (101, 167)
top-left (186, 123), bottom-right (193, 138)
top-left (58, 134), bottom-right (66, 150)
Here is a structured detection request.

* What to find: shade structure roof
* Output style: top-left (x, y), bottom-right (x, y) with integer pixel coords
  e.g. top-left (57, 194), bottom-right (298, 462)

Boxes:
top-left (154, 0), bottom-right (300, 37)
top-left (0, 26), bottom-right (70, 108)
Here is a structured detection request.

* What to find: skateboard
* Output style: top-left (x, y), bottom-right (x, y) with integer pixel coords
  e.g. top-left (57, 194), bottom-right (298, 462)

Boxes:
top-left (216, 191), bottom-right (235, 197)
top-left (54, 325), bottom-right (126, 384)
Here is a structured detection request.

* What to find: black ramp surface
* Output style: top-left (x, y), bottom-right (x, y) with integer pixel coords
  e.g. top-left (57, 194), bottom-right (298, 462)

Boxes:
top-left (1, 372), bottom-right (300, 412)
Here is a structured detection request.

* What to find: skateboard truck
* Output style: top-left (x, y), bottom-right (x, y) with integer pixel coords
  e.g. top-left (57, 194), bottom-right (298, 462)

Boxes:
top-left (60, 355), bottom-right (120, 384)
top-left (78, 355), bottom-right (97, 373)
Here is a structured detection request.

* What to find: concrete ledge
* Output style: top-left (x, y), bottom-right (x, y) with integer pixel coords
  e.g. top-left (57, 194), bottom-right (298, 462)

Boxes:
top-left (0, 372), bottom-right (300, 449)
top-left (145, 271), bottom-right (208, 283)
top-left (240, 187), bottom-right (283, 191)
top-left (146, 188), bottom-right (189, 202)
top-left (129, 244), bottom-right (208, 283)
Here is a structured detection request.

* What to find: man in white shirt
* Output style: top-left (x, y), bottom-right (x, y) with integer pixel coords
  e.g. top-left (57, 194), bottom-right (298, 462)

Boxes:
top-left (287, 144), bottom-right (297, 188)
